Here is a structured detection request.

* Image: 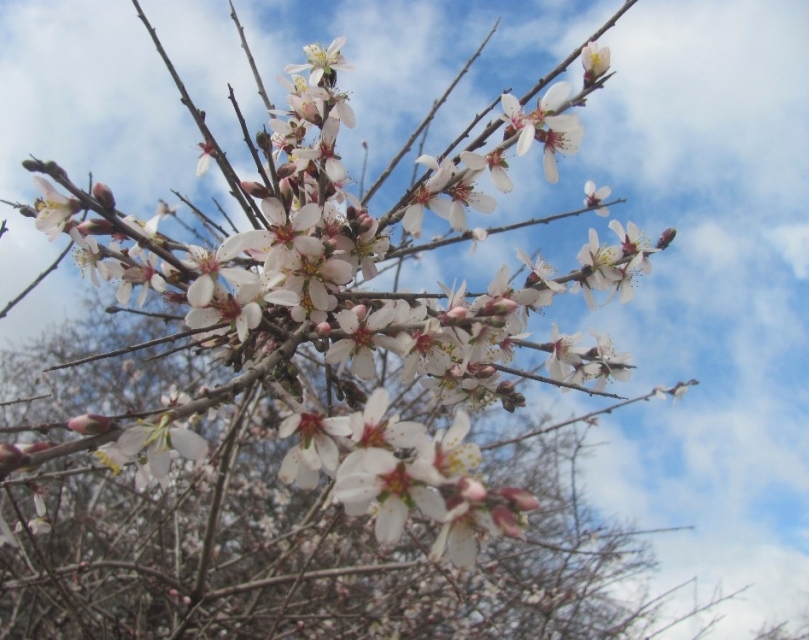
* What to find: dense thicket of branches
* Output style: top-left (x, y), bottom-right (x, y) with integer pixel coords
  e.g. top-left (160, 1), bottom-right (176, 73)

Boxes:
top-left (1, 303), bottom-right (662, 639)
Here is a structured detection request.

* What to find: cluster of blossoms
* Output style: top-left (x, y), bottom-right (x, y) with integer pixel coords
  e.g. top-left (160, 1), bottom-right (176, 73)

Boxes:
top-left (15, 38), bottom-right (673, 564)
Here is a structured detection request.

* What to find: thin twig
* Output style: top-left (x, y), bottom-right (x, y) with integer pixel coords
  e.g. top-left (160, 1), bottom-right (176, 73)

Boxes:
top-left (0, 236), bottom-right (73, 321)
top-left (492, 363), bottom-right (625, 399)
top-left (130, 0), bottom-right (264, 231)
top-left (43, 323), bottom-right (229, 372)
top-left (383, 198), bottom-right (626, 260)
top-left (362, 19), bottom-right (500, 208)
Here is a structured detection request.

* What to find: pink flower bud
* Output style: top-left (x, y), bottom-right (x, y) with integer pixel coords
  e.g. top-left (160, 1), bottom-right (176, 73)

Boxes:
top-left (351, 304), bottom-right (368, 321)
top-left (491, 504), bottom-right (524, 539)
top-left (17, 442), bottom-right (52, 456)
top-left (0, 443), bottom-right (23, 464)
top-left (277, 164), bottom-right (296, 180)
top-left (496, 487), bottom-right (540, 512)
top-left (489, 299), bottom-right (519, 315)
top-left (458, 477), bottom-right (487, 503)
top-left (76, 218), bottom-right (114, 236)
top-left (476, 365), bottom-right (496, 379)
top-left (315, 322), bottom-right (332, 337)
top-left (67, 414), bottom-right (113, 435)
top-left (443, 306), bottom-right (467, 323)
top-left (92, 183), bottom-right (116, 209)
top-left (657, 227), bottom-right (677, 250)
top-left (241, 181), bottom-right (272, 199)
top-left (357, 212), bottom-right (374, 232)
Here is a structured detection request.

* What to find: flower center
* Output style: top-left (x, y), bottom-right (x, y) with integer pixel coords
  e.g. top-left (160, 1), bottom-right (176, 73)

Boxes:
top-left (380, 463), bottom-right (411, 496)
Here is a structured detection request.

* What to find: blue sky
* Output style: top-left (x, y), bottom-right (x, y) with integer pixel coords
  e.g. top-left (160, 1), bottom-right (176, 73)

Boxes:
top-left (1, 0), bottom-right (808, 635)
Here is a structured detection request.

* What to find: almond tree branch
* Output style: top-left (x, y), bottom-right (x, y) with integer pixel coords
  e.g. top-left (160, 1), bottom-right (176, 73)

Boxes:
top-left (43, 323), bottom-right (229, 373)
top-left (191, 383), bottom-right (257, 602)
top-left (229, 0), bottom-right (275, 114)
top-left (492, 363), bottom-right (625, 399)
top-left (203, 561), bottom-right (422, 603)
top-left (131, 0), bottom-right (265, 231)
top-left (383, 198), bottom-right (627, 260)
top-left (377, 0), bottom-right (639, 230)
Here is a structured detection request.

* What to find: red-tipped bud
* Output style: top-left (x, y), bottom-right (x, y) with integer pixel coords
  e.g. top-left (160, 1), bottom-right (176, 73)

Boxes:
top-left (351, 304), bottom-right (368, 321)
top-left (67, 414), bottom-right (113, 435)
top-left (497, 380), bottom-right (515, 395)
top-left (458, 477), bottom-right (487, 503)
top-left (315, 322), bottom-right (332, 337)
top-left (92, 183), bottom-right (116, 209)
top-left (496, 487), bottom-right (540, 512)
top-left (491, 504), bottom-right (524, 539)
top-left (276, 163), bottom-right (297, 180)
top-left (0, 443), bottom-right (24, 464)
top-left (241, 181), bottom-right (272, 199)
top-left (75, 218), bottom-right (115, 236)
top-left (18, 442), bottom-right (52, 456)
top-left (323, 238), bottom-right (338, 254)
top-left (357, 212), bottom-right (374, 232)
top-left (656, 227), bottom-right (677, 250)
top-left (477, 365), bottom-right (496, 379)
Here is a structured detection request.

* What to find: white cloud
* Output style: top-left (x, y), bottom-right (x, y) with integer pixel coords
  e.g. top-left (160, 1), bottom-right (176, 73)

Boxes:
top-left (767, 224), bottom-right (809, 279)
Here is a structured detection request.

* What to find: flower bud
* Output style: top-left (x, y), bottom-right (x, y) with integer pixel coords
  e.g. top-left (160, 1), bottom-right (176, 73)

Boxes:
top-left (67, 414), bottom-right (113, 435)
top-left (323, 238), bottom-right (338, 255)
top-left (0, 443), bottom-right (24, 464)
top-left (497, 380), bottom-right (515, 395)
top-left (92, 183), bottom-right (116, 209)
top-left (490, 298), bottom-right (519, 316)
top-left (656, 227), bottom-right (677, 250)
top-left (476, 365), bottom-right (496, 379)
top-left (241, 181), bottom-right (272, 199)
top-left (255, 131), bottom-right (270, 151)
top-left (276, 163), bottom-right (297, 180)
top-left (443, 306), bottom-right (467, 324)
top-left (76, 218), bottom-right (114, 236)
top-left (491, 504), bottom-right (524, 539)
top-left (357, 212), bottom-right (374, 233)
top-left (44, 160), bottom-right (68, 181)
top-left (496, 487), bottom-right (540, 512)
top-left (18, 442), bottom-right (51, 456)
top-left (315, 322), bottom-right (332, 337)
top-left (458, 477), bottom-right (487, 503)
